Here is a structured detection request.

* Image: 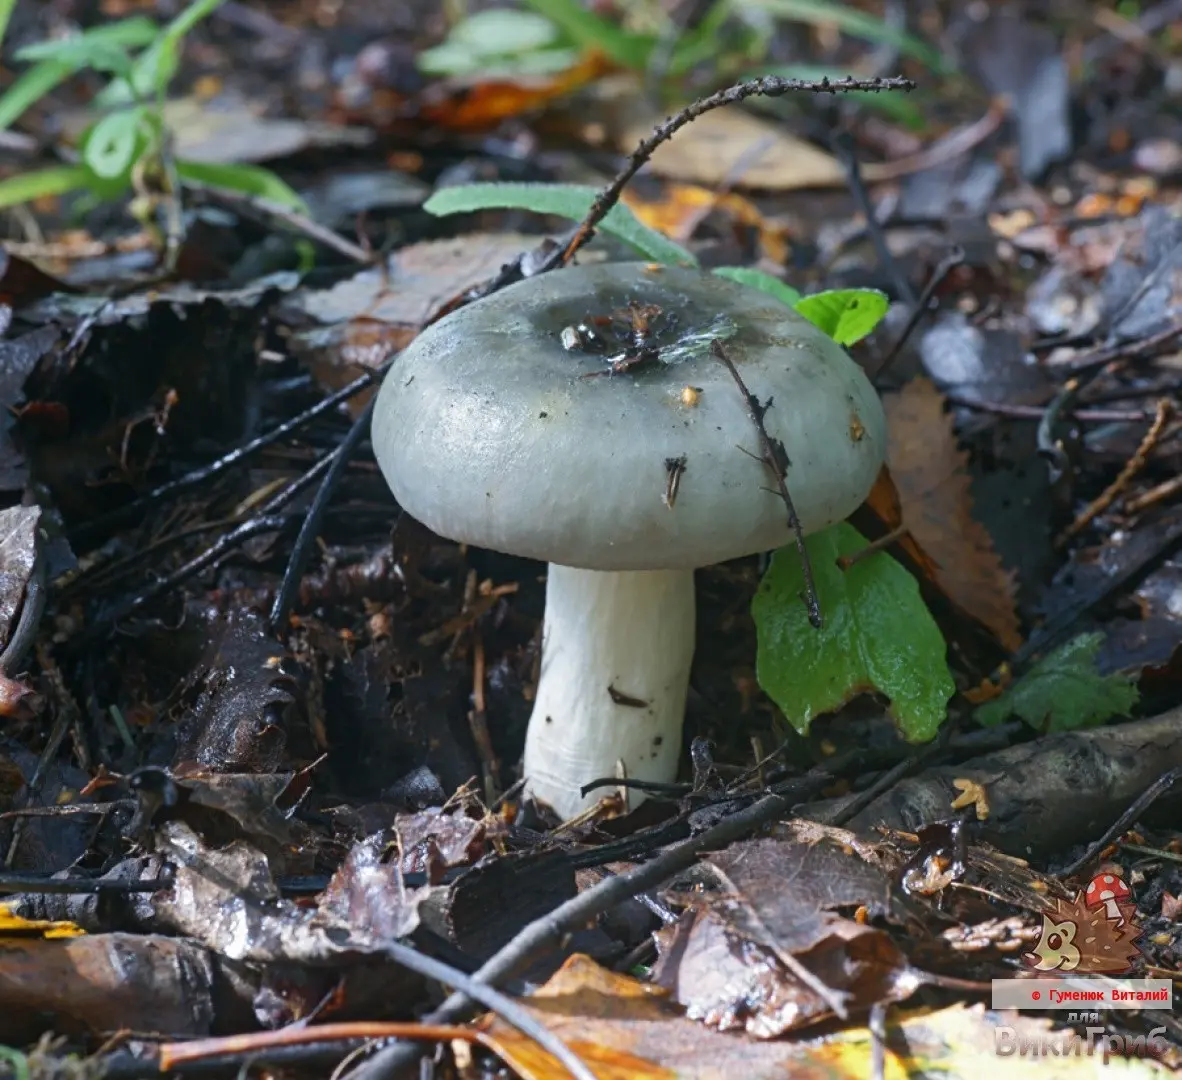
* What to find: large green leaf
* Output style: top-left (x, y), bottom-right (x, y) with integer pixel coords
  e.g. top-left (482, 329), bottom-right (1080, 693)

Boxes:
top-left (976, 633), bottom-right (1139, 733)
top-left (423, 182), bottom-right (697, 266)
top-left (753, 523), bottom-right (955, 741)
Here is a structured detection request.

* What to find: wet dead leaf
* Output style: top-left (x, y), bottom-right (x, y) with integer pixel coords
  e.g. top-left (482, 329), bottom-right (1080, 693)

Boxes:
top-left (652, 832), bottom-right (917, 1036)
top-left (172, 609), bottom-right (301, 775)
top-left (318, 832), bottom-right (432, 942)
top-left (618, 106), bottom-right (844, 190)
top-left (283, 233), bottom-right (552, 410)
top-left (885, 378), bottom-right (1022, 651)
top-left (0, 505), bottom-right (40, 662)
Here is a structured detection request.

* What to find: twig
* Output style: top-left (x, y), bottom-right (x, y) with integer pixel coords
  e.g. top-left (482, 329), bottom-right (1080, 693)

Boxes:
top-left (712, 339), bottom-right (821, 628)
top-left (269, 397), bottom-right (375, 632)
top-left (381, 940), bottom-right (598, 1080)
top-left (869, 1001), bottom-right (888, 1080)
top-left (832, 127), bottom-right (914, 304)
top-left (184, 184), bottom-right (374, 265)
top-left (1126, 472), bottom-right (1182, 515)
top-left (72, 361), bottom-right (391, 545)
top-left (347, 790), bottom-right (797, 1080)
top-left (836, 525), bottom-right (909, 570)
top-left (860, 99), bottom-right (1008, 183)
top-left (1058, 767), bottom-right (1182, 879)
top-left (1061, 322), bottom-right (1182, 376)
top-left (1056, 397), bottom-right (1173, 547)
top-left (945, 394), bottom-right (1152, 424)
top-left (873, 245), bottom-right (964, 382)
top-left (160, 1023), bottom-right (476, 1071)
top-left (550, 74), bottom-right (915, 270)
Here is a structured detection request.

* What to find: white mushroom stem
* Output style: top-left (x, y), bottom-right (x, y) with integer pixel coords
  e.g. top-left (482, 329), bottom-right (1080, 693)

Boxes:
top-left (522, 565), bottom-right (695, 818)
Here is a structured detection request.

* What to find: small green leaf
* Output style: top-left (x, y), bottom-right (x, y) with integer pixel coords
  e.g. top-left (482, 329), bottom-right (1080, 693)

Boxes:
top-left (520, 0), bottom-right (654, 68)
top-left (753, 523), bottom-right (955, 741)
top-left (976, 634), bottom-right (1139, 733)
top-left (794, 288), bottom-right (889, 345)
top-left (83, 107), bottom-right (143, 180)
top-left (176, 158), bottom-right (309, 213)
top-left (0, 165), bottom-right (91, 209)
top-left (713, 266), bottom-right (801, 307)
top-left (423, 182), bottom-right (697, 266)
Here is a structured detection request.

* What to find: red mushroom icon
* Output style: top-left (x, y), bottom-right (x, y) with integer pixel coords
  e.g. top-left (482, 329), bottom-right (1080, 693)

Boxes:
top-left (1085, 873), bottom-right (1132, 923)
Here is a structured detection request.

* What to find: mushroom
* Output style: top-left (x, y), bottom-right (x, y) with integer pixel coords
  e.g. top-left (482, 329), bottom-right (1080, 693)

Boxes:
top-left (1085, 872), bottom-right (1132, 922)
top-left (370, 262), bottom-right (886, 818)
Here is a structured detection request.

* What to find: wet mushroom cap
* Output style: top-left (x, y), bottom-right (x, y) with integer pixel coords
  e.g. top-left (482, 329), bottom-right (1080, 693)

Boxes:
top-left (371, 262), bottom-right (886, 570)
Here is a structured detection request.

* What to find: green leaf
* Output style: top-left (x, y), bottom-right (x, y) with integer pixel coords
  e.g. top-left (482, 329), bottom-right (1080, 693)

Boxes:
top-left (0, 18), bottom-right (159, 131)
top-left (175, 158), bottom-right (309, 213)
top-left (82, 107), bottom-right (144, 180)
top-left (14, 16), bottom-right (157, 63)
top-left (794, 288), bottom-right (889, 345)
top-left (520, 0), bottom-right (654, 69)
top-left (748, 0), bottom-right (951, 72)
top-left (712, 266), bottom-right (801, 307)
top-left (752, 523), bottom-right (955, 741)
top-left (423, 182), bottom-right (698, 266)
top-left (976, 634), bottom-right (1139, 733)
top-left (0, 165), bottom-right (91, 209)
top-left (102, 0), bottom-right (228, 105)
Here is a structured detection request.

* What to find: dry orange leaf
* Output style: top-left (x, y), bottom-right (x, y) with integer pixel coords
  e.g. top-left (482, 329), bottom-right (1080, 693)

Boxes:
top-left (885, 378), bottom-right (1022, 652)
top-left (621, 183), bottom-right (790, 265)
top-left (420, 51), bottom-right (612, 132)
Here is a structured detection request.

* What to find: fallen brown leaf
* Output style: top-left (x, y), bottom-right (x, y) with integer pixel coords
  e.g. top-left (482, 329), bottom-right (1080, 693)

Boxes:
top-left (885, 377), bottom-right (1022, 651)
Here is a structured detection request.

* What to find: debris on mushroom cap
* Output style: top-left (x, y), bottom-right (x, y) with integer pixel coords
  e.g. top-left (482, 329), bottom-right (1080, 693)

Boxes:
top-left (371, 262), bottom-right (887, 571)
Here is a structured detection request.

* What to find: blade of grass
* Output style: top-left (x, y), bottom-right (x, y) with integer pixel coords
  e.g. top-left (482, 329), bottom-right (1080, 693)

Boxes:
top-left (520, 0), bottom-right (654, 68)
top-left (0, 165), bottom-right (90, 209)
top-left (745, 0), bottom-right (951, 72)
top-left (424, 182), bottom-right (698, 266)
top-left (176, 158), bottom-right (309, 213)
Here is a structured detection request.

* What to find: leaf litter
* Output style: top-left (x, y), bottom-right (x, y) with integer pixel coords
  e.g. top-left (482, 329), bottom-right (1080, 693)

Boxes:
top-left (0, 1), bottom-right (1181, 1078)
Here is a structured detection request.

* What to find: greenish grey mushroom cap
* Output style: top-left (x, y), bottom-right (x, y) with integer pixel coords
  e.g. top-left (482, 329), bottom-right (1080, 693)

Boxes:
top-left (371, 262), bottom-right (886, 571)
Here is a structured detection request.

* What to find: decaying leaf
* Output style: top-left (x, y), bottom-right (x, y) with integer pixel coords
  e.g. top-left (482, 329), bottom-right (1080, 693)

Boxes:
top-left (618, 106), bottom-right (845, 190)
top-left (0, 505), bottom-right (41, 663)
top-left (885, 377), bottom-right (1022, 651)
top-left (653, 831), bottom-right (919, 1037)
top-left (172, 609), bottom-right (301, 774)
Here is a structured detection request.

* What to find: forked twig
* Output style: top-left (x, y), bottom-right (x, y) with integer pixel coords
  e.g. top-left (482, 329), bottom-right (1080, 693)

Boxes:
top-left (712, 339), bottom-right (821, 628)
top-left (549, 74), bottom-right (915, 271)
